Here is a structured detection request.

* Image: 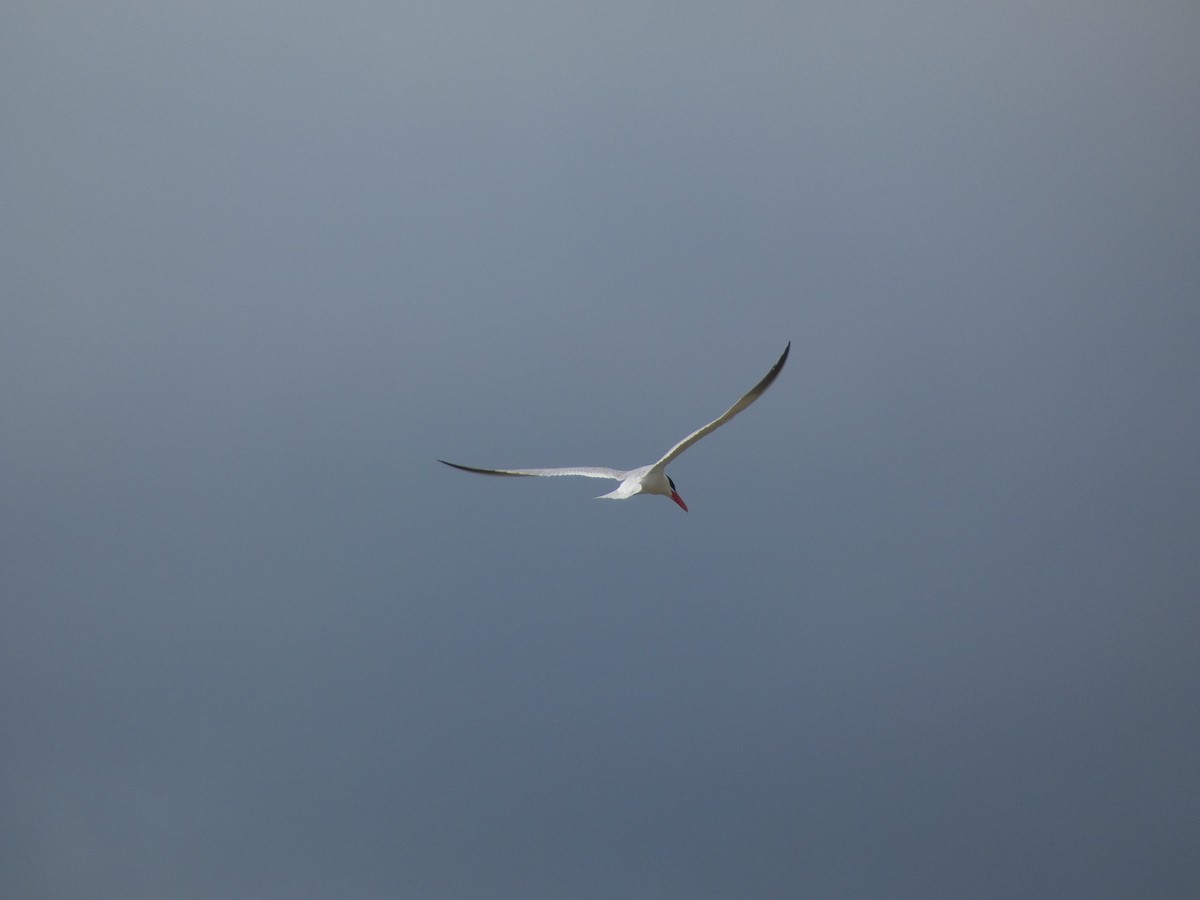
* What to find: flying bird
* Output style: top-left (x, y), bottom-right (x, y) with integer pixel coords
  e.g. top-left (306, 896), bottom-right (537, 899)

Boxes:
top-left (439, 341), bottom-right (790, 511)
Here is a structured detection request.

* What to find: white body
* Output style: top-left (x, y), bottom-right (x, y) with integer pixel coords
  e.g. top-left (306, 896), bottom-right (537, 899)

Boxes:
top-left (597, 465), bottom-right (668, 501)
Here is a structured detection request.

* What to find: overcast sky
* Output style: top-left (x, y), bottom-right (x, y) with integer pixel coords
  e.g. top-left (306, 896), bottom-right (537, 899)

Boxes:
top-left (3, 2), bottom-right (1199, 897)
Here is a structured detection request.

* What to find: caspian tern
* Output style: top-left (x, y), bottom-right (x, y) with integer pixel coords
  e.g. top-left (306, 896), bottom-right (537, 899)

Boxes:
top-left (440, 342), bottom-right (789, 511)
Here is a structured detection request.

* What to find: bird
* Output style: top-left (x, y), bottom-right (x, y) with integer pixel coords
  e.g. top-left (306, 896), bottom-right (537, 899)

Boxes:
top-left (439, 341), bottom-right (790, 511)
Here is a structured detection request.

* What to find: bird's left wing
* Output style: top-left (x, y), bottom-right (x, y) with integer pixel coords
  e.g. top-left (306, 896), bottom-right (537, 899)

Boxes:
top-left (438, 460), bottom-right (627, 480)
top-left (652, 341), bottom-right (790, 470)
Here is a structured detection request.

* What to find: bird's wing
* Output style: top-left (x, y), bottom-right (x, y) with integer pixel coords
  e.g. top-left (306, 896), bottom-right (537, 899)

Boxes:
top-left (438, 460), bottom-right (627, 481)
top-left (652, 341), bottom-right (790, 470)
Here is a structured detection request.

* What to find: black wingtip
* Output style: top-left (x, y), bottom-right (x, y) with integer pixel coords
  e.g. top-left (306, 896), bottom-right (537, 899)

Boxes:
top-left (438, 459), bottom-right (531, 477)
top-left (766, 341), bottom-right (790, 381)
top-left (753, 341), bottom-right (790, 394)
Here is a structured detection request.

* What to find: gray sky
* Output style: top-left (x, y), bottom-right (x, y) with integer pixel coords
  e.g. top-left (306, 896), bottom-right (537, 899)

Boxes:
top-left (3, 2), bottom-right (1199, 897)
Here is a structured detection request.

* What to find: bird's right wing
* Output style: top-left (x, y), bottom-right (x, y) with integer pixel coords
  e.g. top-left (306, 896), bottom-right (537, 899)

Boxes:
top-left (438, 460), bottom-right (626, 480)
top-left (652, 341), bottom-right (790, 469)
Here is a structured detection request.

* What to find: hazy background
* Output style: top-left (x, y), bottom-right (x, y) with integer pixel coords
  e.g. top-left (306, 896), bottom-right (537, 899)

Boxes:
top-left (3, 2), bottom-right (1198, 897)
